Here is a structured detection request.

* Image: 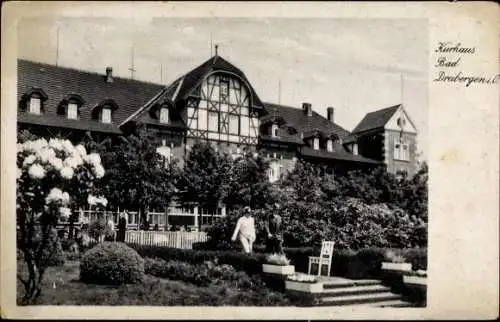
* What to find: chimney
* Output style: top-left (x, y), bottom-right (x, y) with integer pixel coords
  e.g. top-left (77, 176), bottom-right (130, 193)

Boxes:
top-left (327, 107), bottom-right (334, 123)
top-left (302, 102), bottom-right (312, 117)
top-left (105, 67), bottom-right (113, 83)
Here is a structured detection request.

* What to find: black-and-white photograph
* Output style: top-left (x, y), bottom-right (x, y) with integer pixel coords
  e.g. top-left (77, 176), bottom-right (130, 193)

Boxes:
top-left (14, 14), bottom-right (429, 308)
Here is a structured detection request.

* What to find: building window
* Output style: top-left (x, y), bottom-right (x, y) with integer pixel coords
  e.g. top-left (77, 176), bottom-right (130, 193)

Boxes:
top-left (326, 139), bottom-right (333, 152)
top-left (67, 103), bottom-right (78, 119)
top-left (29, 97), bottom-right (41, 114)
top-left (313, 137), bottom-right (319, 150)
top-left (268, 161), bottom-right (280, 183)
top-left (160, 107), bottom-right (169, 124)
top-left (394, 140), bottom-right (410, 161)
top-left (228, 114), bottom-right (239, 134)
top-left (272, 123), bottom-right (279, 137)
top-left (208, 111), bottom-right (219, 132)
top-left (352, 143), bottom-right (359, 156)
top-left (101, 108), bottom-right (112, 123)
top-left (156, 139), bottom-right (171, 167)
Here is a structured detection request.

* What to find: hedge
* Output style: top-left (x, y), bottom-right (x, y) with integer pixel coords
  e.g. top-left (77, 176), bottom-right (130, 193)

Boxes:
top-left (131, 243), bottom-right (427, 280)
top-left (127, 243), bottom-right (267, 276)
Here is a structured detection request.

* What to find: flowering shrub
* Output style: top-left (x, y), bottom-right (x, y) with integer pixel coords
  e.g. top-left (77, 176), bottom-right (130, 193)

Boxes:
top-left (265, 253), bottom-right (291, 266)
top-left (16, 138), bottom-right (106, 303)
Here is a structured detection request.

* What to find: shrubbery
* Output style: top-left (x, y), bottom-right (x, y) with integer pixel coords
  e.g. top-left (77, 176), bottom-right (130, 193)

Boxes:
top-left (144, 257), bottom-right (264, 289)
top-left (128, 243), bottom-right (266, 276)
top-left (80, 242), bottom-right (145, 285)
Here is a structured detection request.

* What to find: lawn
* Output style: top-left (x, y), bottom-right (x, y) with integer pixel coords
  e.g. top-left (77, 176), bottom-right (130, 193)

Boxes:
top-left (17, 260), bottom-right (293, 306)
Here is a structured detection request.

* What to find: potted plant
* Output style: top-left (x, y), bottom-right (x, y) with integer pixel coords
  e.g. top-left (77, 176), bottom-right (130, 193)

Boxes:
top-left (403, 269), bottom-right (427, 286)
top-left (381, 250), bottom-right (412, 272)
top-left (285, 273), bottom-right (323, 293)
top-left (262, 253), bottom-right (295, 275)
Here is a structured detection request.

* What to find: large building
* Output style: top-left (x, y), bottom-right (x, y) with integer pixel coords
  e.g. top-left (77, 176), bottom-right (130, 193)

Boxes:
top-left (17, 53), bottom-right (419, 182)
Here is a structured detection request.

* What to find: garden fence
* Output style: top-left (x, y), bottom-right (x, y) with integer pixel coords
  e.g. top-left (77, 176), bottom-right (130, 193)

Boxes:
top-left (125, 230), bottom-right (209, 249)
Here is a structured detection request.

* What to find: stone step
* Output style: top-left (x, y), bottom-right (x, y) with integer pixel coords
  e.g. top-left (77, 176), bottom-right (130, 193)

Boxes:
top-left (319, 292), bottom-right (402, 306)
top-left (343, 299), bottom-right (415, 308)
top-left (322, 279), bottom-right (382, 289)
top-left (318, 284), bottom-right (391, 297)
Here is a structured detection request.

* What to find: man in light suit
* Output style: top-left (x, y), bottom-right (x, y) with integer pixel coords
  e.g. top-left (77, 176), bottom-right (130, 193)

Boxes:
top-left (231, 206), bottom-right (256, 254)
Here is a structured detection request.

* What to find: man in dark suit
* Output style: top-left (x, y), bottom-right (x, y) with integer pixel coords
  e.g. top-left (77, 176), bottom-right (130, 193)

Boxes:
top-left (117, 211), bottom-right (128, 242)
top-left (265, 203), bottom-right (284, 254)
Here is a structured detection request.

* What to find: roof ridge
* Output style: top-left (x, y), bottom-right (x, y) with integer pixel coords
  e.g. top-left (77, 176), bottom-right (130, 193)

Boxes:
top-left (18, 58), bottom-right (166, 88)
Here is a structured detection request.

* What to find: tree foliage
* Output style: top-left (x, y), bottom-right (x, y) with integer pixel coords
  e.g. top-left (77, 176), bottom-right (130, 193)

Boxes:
top-left (96, 127), bottom-right (179, 223)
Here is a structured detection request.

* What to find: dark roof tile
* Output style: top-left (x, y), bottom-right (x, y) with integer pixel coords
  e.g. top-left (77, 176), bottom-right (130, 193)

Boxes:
top-left (352, 104), bottom-right (400, 134)
top-left (17, 59), bottom-right (164, 131)
top-left (263, 102), bottom-right (351, 142)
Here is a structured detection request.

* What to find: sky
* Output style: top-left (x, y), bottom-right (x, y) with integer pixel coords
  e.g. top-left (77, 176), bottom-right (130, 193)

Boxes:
top-left (18, 17), bottom-right (428, 159)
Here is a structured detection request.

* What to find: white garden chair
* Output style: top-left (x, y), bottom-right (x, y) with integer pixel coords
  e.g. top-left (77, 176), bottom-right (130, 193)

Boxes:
top-left (308, 241), bottom-right (335, 276)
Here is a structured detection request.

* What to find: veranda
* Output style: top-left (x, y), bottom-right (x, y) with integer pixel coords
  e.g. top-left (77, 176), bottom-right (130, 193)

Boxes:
top-left (60, 205), bottom-right (227, 232)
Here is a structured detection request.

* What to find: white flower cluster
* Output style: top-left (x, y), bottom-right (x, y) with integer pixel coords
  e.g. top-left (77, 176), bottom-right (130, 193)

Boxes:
top-left (84, 153), bottom-right (105, 178)
top-left (45, 187), bottom-right (70, 205)
top-left (87, 194), bottom-right (108, 207)
top-left (59, 207), bottom-right (72, 221)
top-left (18, 138), bottom-right (105, 180)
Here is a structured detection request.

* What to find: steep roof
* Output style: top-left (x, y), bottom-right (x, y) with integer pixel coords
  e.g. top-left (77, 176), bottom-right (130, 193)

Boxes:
top-left (17, 59), bottom-right (164, 133)
top-left (168, 55), bottom-right (265, 108)
top-left (263, 102), bottom-right (351, 140)
top-left (351, 104), bottom-right (401, 134)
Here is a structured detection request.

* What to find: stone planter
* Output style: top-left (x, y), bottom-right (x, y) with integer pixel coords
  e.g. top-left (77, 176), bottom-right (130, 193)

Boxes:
top-left (285, 280), bottom-right (323, 293)
top-left (403, 275), bottom-right (427, 286)
top-left (262, 264), bottom-right (295, 275)
top-left (381, 262), bottom-right (412, 273)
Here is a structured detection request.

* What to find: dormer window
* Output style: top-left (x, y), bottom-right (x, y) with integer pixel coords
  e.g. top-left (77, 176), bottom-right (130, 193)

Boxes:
top-left (327, 139), bottom-right (333, 152)
top-left (22, 88), bottom-right (48, 115)
top-left (159, 107), bottom-right (169, 124)
top-left (101, 107), bottom-right (112, 123)
top-left (57, 94), bottom-right (84, 120)
top-left (29, 97), bottom-right (41, 114)
top-left (67, 103), bottom-right (78, 119)
top-left (353, 143), bottom-right (359, 156)
top-left (271, 123), bottom-right (279, 137)
top-left (91, 99), bottom-right (118, 124)
top-left (313, 137), bottom-right (320, 150)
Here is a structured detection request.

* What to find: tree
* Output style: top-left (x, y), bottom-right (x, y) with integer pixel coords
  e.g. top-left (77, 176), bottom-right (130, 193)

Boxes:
top-left (178, 142), bottom-right (233, 231)
top-left (225, 152), bottom-right (274, 209)
top-left (17, 138), bottom-right (105, 304)
top-left (97, 127), bottom-right (179, 226)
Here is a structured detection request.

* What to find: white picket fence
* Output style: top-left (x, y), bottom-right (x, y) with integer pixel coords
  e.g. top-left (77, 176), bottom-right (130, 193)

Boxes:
top-left (125, 230), bottom-right (209, 249)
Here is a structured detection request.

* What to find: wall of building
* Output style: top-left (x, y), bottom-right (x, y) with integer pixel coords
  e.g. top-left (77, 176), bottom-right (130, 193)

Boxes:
top-left (384, 130), bottom-right (418, 177)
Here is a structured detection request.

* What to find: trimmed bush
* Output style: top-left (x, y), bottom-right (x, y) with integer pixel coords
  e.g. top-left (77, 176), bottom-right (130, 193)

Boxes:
top-left (128, 244), bottom-right (266, 276)
top-left (80, 242), bottom-right (144, 285)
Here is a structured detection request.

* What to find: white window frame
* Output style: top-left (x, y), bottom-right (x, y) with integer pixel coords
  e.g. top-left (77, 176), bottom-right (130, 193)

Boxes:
top-left (326, 139), bottom-right (333, 152)
top-left (208, 111), bottom-right (219, 132)
top-left (29, 97), bottom-right (41, 114)
top-left (101, 108), bottom-right (112, 123)
top-left (159, 107), bottom-right (169, 124)
top-left (394, 139), bottom-right (410, 161)
top-left (67, 103), bottom-right (78, 119)
top-left (272, 123), bottom-right (279, 137)
top-left (313, 137), bottom-right (320, 150)
top-left (228, 114), bottom-right (239, 135)
top-left (268, 161), bottom-right (280, 183)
